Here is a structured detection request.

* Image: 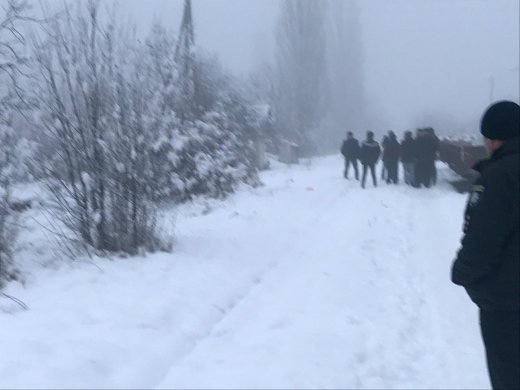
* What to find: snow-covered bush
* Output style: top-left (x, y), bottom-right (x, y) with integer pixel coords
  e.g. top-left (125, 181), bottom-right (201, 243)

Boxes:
top-left (0, 126), bottom-right (18, 288)
top-left (29, 1), bottom-right (260, 256)
top-left (142, 25), bottom-right (259, 202)
top-left (33, 3), bottom-right (170, 255)
top-left (170, 111), bottom-right (258, 200)
top-left (145, 112), bottom-right (259, 202)
top-left (0, 196), bottom-right (15, 289)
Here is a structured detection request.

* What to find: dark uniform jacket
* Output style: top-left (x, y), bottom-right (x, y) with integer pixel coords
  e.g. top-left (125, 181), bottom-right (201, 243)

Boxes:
top-left (415, 134), bottom-right (438, 162)
top-left (341, 139), bottom-right (360, 160)
top-left (452, 139), bottom-right (519, 310)
top-left (400, 137), bottom-right (416, 163)
top-left (360, 140), bottom-right (381, 166)
top-left (383, 137), bottom-right (400, 164)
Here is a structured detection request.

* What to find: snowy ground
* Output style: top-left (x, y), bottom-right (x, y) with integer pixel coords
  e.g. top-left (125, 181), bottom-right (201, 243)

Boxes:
top-left (1, 156), bottom-right (489, 389)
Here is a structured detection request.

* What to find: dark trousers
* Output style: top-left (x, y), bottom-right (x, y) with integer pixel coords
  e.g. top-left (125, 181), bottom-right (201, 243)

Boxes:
top-left (403, 162), bottom-right (415, 185)
top-left (361, 164), bottom-right (377, 188)
top-left (344, 158), bottom-right (359, 180)
top-left (415, 159), bottom-right (433, 188)
top-left (480, 310), bottom-right (520, 390)
top-left (431, 161), bottom-right (437, 185)
top-left (386, 161), bottom-right (399, 184)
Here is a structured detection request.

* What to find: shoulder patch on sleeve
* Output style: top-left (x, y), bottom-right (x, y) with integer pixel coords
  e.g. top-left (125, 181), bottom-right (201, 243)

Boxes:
top-left (468, 184), bottom-right (485, 206)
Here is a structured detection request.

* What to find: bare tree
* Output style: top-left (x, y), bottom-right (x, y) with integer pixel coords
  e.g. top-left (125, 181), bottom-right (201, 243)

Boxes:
top-left (273, 0), bottom-right (329, 155)
top-left (322, 0), bottom-right (366, 152)
top-left (0, 127), bottom-right (17, 288)
top-left (33, 1), bottom-right (168, 256)
top-left (0, 0), bottom-right (32, 103)
top-left (175, 0), bottom-right (197, 121)
top-left (0, 0), bottom-right (32, 286)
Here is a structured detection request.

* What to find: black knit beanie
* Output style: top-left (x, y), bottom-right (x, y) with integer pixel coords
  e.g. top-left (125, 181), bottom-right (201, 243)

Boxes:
top-left (481, 101), bottom-right (520, 141)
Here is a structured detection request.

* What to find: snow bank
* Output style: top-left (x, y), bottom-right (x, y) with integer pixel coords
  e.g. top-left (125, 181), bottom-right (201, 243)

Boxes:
top-left (0, 157), bottom-right (489, 389)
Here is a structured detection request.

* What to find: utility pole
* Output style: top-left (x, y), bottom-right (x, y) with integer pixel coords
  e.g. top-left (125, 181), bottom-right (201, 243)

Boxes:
top-left (175, 0), bottom-right (197, 121)
top-left (175, 0), bottom-right (195, 62)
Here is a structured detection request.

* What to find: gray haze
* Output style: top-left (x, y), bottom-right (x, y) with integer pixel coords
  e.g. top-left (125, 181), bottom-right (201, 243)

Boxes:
top-left (40, 0), bottom-right (520, 135)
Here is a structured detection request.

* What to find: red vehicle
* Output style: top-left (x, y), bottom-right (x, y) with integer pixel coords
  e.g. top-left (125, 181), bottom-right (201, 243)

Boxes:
top-left (439, 140), bottom-right (487, 179)
top-left (439, 139), bottom-right (488, 192)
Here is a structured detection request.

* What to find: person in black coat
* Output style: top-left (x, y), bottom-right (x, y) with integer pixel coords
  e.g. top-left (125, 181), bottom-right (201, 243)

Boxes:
top-left (359, 131), bottom-right (381, 189)
top-left (400, 131), bottom-right (417, 186)
top-left (414, 128), bottom-right (437, 188)
top-left (424, 127), bottom-right (440, 185)
top-left (451, 101), bottom-right (519, 390)
top-left (381, 135), bottom-right (389, 181)
top-left (340, 132), bottom-right (360, 180)
top-left (383, 131), bottom-right (400, 184)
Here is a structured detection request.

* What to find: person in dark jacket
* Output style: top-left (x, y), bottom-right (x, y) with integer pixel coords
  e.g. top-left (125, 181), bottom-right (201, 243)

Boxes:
top-left (381, 135), bottom-right (389, 181)
top-left (359, 131), bottom-right (381, 189)
top-left (414, 128), bottom-right (437, 188)
top-left (400, 131), bottom-right (416, 186)
top-left (383, 131), bottom-right (400, 184)
top-left (424, 127), bottom-right (440, 185)
top-left (451, 101), bottom-right (519, 390)
top-left (340, 132), bottom-right (360, 180)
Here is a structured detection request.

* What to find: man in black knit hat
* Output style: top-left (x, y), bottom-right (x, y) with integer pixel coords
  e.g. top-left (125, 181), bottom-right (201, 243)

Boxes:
top-left (451, 100), bottom-right (519, 390)
top-left (359, 131), bottom-right (381, 189)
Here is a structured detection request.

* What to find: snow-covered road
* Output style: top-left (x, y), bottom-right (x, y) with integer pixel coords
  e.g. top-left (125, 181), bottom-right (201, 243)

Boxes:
top-left (1, 156), bottom-right (489, 389)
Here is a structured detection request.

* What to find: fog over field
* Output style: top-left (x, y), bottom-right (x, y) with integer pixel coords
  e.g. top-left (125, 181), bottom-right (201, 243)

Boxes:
top-left (83, 0), bottom-right (520, 134)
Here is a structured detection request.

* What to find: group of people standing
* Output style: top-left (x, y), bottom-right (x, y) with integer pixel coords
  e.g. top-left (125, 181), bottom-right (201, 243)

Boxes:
top-left (340, 128), bottom-right (440, 189)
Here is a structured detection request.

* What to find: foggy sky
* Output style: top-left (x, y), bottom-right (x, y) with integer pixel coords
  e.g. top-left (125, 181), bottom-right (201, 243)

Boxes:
top-left (40, 0), bottom-right (519, 135)
top-left (361, 0), bottom-right (519, 133)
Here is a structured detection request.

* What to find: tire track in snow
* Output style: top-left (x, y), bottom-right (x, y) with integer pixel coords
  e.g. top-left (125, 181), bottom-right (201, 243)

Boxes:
top-left (154, 179), bottom-right (349, 389)
top-left (360, 191), bottom-right (457, 389)
top-left (158, 179), bottom-right (434, 389)
top-left (156, 165), bottom-right (482, 389)
top-left (342, 191), bottom-right (439, 388)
